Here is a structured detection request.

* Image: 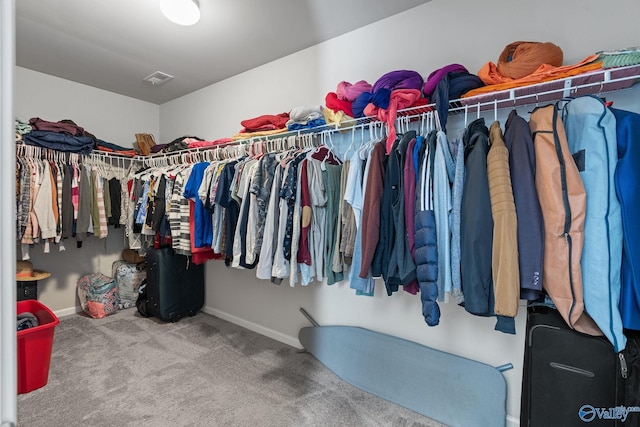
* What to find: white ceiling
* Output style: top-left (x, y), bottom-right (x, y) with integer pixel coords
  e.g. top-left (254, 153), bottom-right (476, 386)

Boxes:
top-left (16, 0), bottom-right (431, 104)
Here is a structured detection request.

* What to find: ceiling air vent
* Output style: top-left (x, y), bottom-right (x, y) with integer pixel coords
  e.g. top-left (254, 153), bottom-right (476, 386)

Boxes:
top-left (143, 71), bottom-right (174, 85)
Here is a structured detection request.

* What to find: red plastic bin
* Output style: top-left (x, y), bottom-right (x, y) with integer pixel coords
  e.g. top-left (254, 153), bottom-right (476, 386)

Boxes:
top-left (16, 299), bottom-right (59, 394)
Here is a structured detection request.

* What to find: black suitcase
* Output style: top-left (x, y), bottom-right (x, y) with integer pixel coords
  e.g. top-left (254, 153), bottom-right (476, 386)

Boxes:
top-left (521, 306), bottom-right (627, 427)
top-left (145, 247), bottom-right (205, 322)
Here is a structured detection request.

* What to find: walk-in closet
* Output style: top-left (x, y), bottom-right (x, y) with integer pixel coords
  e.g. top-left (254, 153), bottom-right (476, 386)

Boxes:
top-left (4, 1), bottom-right (640, 426)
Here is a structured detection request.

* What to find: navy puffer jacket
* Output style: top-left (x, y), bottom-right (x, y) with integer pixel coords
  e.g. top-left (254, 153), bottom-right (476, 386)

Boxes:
top-left (414, 133), bottom-right (440, 326)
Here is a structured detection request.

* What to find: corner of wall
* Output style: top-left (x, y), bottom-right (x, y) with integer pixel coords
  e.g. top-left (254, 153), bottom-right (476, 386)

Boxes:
top-left (201, 305), bottom-right (303, 349)
top-left (54, 306), bottom-right (83, 318)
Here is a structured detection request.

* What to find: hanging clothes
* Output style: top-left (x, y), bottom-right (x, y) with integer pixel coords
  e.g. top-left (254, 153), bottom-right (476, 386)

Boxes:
top-left (529, 104), bottom-right (600, 336)
top-left (184, 161), bottom-right (216, 264)
top-left (503, 110), bottom-right (544, 301)
top-left (449, 134), bottom-right (465, 304)
top-left (460, 118), bottom-right (494, 317)
top-left (232, 158), bottom-right (260, 269)
top-left (403, 136), bottom-right (418, 294)
top-left (33, 161), bottom-right (57, 240)
top-left (323, 163), bottom-right (343, 286)
top-left (433, 130), bottom-right (456, 300)
top-left (288, 156), bottom-right (306, 286)
top-left (297, 158), bottom-right (313, 285)
top-left (611, 107), bottom-right (640, 331)
top-left (563, 96), bottom-right (625, 351)
top-left (359, 141), bottom-right (386, 279)
top-left (307, 156), bottom-right (328, 283)
top-left (216, 160), bottom-right (241, 266)
top-left (331, 160), bottom-right (349, 278)
top-left (385, 131), bottom-right (418, 294)
top-left (256, 160), bottom-right (285, 280)
top-left (414, 134), bottom-right (439, 326)
top-left (345, 143), bottom-right (376, 295)
top-left (168, 166), bottom-right (193, 255)
top-left (76, 165), bottom-right (93, 247)
top-left (61, 163), bottom-right (73, 239)
top-left (248, 153), bottom-right (279, 262)
top-left (487, 121), bottom-right (519, 335)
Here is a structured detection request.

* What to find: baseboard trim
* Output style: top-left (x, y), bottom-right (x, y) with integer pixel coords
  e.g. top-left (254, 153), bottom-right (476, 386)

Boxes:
top-left (202, 306), bottom-right (302, 349)
top-left (54, 306), bottom-right (82, 318)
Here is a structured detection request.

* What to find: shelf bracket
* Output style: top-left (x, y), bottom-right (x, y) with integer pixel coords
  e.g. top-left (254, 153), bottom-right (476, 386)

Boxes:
top-left (563, 78), bottom-right (573, 98)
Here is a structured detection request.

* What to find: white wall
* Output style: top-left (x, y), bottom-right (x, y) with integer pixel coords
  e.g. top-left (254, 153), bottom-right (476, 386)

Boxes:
top-left (14, 66), bottom-right (160, 315)
top-left (15, 67), bottom-right (159, 145)
top-left (159, 1), bottom-right (640, 425)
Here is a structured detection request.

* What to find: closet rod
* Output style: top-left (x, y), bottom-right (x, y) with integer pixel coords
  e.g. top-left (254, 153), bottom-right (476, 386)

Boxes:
top-left (139, 122), bottom-right (378, 164)
top-left (16, 142), bottom-right (136, 160)
top-left (450, 64), bottom-right (640, 113)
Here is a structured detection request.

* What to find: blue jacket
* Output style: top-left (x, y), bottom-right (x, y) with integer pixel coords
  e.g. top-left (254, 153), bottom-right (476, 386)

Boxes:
top-left (183, 162), bottom-right (213, 249)
top-left (611, 107), bottom-right (640, 331)
top-left (434, 131), bottom-right (455, 300)
top-left (563, 96), bottom-right (625, 352)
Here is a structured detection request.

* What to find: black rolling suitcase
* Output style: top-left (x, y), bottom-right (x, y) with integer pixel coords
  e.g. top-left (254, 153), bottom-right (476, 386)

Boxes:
top-left (521, 306), bottom-right (627, 427)
top-left (145, 247), bottom-right (205, 322)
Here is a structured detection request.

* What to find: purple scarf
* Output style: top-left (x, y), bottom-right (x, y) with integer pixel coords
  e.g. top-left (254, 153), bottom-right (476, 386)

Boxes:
top-left (422, 64), bottom-right (468, 97)
top-left (371, 70), bottom-right (424, 93)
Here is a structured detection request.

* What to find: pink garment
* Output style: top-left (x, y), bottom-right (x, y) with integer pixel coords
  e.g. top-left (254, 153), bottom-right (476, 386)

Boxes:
top-left (337, 80), bottom-right (372, 102)
top-left (364, 89), bottom-right (422, 154)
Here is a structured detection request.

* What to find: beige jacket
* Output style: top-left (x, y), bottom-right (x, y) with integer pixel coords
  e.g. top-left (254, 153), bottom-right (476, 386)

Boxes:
top-left (487, 121), bottom-right (519, 318)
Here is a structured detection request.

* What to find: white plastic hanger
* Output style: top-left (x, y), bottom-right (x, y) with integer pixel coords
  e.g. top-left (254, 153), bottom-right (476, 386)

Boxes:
top-left (343, 126), bottom-right (357, 160)
top-left (464, 104), bottom-right (469, 128)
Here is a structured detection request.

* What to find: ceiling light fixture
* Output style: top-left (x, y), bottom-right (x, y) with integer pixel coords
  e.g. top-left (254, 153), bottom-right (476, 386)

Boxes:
top-left (160, 0), bottom-right (201, 26)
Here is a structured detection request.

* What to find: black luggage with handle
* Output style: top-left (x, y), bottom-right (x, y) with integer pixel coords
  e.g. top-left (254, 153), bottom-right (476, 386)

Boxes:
top-left (144, 247), bottom-right (205, 322)
top-left (521, 306), bottom-right (628, 427)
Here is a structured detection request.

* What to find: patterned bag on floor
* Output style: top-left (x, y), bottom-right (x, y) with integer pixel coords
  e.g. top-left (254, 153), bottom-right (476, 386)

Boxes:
top-left (112, 260), bottom-right (146, 309)
top-left (77, 273), bottom-right (119, 319)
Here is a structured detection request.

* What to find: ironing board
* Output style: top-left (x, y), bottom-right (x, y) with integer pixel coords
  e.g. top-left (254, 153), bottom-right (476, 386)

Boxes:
top-left (299, 325), bottom-right (508, 427)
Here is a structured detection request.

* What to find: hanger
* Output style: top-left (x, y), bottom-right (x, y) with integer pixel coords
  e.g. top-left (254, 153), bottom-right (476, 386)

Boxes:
top-left (377, 121), bottom-right (385, 140)
top-left (396, 116), bottom-right (404, 134)
top-left (464, 104), bottom-right (469, 128)
top-left (434, 110), bottom-right (442, 133)
top-left (343, 126), bottom-right (357, 160)
top-left (401, 116), bottom-right (409, 134)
